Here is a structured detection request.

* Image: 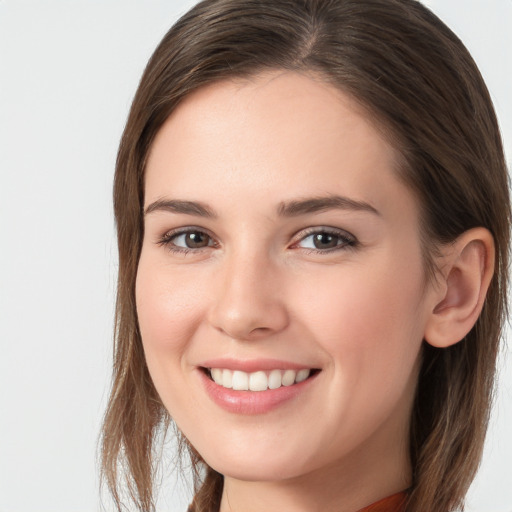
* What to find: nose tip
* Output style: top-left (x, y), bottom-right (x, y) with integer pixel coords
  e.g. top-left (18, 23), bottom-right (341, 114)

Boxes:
top-left (208, 260), bottom-right (289, 341)
top-left (211, 306), bottom-right (286, 341)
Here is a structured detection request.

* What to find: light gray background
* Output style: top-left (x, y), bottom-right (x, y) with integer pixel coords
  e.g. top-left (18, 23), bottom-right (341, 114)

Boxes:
top-left (0, 1), bottom-right (510, 511)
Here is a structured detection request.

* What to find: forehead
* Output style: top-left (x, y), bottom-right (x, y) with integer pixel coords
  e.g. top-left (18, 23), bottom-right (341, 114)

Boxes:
top-left (144, 71), bottom-right (409, 218)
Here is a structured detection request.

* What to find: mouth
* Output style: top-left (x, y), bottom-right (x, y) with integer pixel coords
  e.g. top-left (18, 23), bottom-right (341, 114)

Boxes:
top-left (202, 367), bottom-right (320, 392)
top-left (198, 362), bottom-right (321, 414)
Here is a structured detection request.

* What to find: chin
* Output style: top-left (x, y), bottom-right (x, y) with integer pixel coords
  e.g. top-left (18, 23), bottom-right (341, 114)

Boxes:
top-left (207, 456), bottom-right (302, 483)
top-left (196, 438), bottom-right (319, 483)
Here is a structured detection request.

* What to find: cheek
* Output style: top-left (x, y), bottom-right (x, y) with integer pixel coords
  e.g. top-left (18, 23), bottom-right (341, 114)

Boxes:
top-left (135, 257), bottom-right (213, 431)
top-left (295, 263), bottom-right (426, 454)
top-left (135, 255), bottom-right (206, 387)
top-left (297, 258), bottom-right (426, 391)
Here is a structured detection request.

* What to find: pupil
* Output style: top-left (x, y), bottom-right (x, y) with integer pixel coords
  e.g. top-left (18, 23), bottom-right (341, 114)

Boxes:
top-left (313, 233), bottom-right (336, 249)
top-left (186, 232), bottom-right (208, 248)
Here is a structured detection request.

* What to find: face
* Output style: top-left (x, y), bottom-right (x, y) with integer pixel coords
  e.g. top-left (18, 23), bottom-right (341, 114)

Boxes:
top-left (136, 71), bottom-right (436, 485)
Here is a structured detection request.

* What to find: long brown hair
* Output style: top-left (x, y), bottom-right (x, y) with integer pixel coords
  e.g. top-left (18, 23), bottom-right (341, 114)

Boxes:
top-left (100, 1), bottom-right (510, 511)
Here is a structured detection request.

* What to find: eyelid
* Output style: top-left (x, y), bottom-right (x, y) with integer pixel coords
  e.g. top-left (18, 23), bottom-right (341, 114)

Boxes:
top-left (157, 226), bottom-right (218, 252)
top-left (290, 226), bottom-right (358, 252)
top-left (155, 225), bottom-right (358, 254)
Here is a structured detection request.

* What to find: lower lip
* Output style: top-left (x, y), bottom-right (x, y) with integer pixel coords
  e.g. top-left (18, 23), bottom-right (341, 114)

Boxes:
top-left (198, 369), bottom-right (319, 415)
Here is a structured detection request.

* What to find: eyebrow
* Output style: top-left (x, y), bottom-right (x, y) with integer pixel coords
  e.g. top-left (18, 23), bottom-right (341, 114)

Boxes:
top-left (277, 195), bottom-right (380, 217)
top-left (144, 195), bottom-right (379, 218)
top-left (144, 199), bottom-right (217, 218)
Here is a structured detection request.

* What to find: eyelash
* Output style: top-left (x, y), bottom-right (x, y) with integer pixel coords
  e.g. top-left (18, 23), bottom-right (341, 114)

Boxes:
top-left (292, 227), bottom-right (358, 253)
top-left (157, 227), bottom-right (218, 255)
top-left (157, 226), bottom-right (358, 255)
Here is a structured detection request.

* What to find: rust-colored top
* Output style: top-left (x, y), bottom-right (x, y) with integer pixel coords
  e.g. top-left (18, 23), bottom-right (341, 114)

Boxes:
top-left (187, 491), bottom-right (408, 512)
top-left (357, 492), bottom-right (407, 512)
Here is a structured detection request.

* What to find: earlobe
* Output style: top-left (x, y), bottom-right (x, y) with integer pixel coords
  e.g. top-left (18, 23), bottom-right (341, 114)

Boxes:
top-left (424, 228), bottom-right (495, 348)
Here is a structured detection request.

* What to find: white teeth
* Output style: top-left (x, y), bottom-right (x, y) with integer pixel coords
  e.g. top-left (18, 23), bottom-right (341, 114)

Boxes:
top-left (232, 370), bottom-right (249, 390)
top-left (208, 368), bottom-right (313, 391)
top-left (221, 369), bottom-right (233, 388)
top-left (211, 368), bottom-right (223, 384)
top-left (249, 371), bottom-right (268, 391)
top-left (282, 369), bottom-right (296, 386)
top-left (268, 369), bottom-right (282, 389)
top-left (296, 368), bottom-right (310, 383)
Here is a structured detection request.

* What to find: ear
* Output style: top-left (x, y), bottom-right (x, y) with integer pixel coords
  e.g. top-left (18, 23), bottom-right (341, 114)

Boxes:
top-left (424, 227), bottom-right (495, 348)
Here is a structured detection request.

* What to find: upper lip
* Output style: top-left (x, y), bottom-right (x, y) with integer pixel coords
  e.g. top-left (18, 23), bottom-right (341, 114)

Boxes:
top-left (198, 357), bottom-right (319, 373)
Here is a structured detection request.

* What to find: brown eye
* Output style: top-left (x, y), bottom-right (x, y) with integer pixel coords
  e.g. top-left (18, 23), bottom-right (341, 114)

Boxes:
top-left (163, 230), bottom-right (215, 251)
top-left (296, 229), bottom-right (356, 252)
top-left (183, 231), bottom-right (211, 248)
top-left (312, 233), bottom-right (338, 249)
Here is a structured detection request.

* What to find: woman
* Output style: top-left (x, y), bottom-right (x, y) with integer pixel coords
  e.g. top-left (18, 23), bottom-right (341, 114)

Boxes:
top-left (100, 1), bottom-right (510, 511)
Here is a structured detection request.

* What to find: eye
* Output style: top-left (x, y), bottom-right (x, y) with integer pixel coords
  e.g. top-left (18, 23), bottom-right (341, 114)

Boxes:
top-left (173, 231), bottom-right (212, 249)
top-left (294, 228), bottom-right (357, 252)
top-left (158, 228), bottom-right (216, 253)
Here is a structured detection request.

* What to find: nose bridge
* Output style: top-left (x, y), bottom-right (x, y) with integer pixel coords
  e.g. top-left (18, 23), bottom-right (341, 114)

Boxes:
top-left (208, 245), bottom-right (288, 340)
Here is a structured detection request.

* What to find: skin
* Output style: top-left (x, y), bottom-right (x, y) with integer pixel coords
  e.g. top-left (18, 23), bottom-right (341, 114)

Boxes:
top-left (136, 71), bottom-right (447, 512)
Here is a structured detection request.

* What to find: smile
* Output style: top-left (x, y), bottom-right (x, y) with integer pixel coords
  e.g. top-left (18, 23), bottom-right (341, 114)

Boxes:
top-left (208, 368), bottom-right (312, 391)
top-left (199, 365), bottom-right (320, 414)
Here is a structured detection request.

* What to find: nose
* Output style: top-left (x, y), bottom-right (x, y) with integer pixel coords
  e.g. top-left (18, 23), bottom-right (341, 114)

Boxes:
top-left (207, 250), bottom-right (289, 341)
